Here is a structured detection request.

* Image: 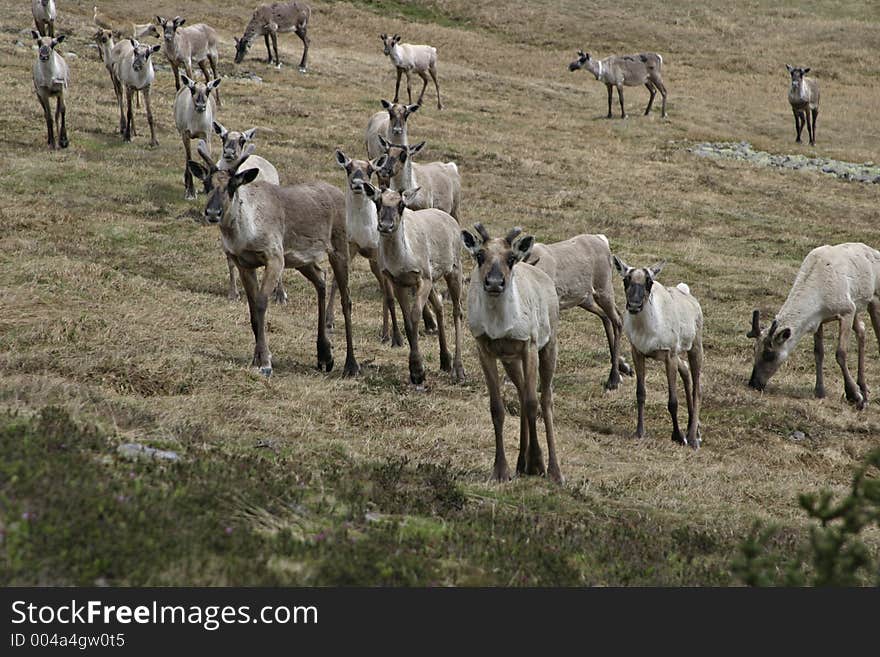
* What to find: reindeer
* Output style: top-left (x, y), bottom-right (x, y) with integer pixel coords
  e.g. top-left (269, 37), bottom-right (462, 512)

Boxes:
top-left (31, 31), bottom-right (68, 149)
top-left (527, 235), bottom-right (632, 390)
top-left (748, 243), bottom-right (880, 410)
top-left (569, 50), bottom-right (667, 119)
top-left (328, 150), bottom-right (403, 347)
top-left (32, 0), bottom-right (56, 37)
top-left (212, 121), bottom-right (287, 303)
top-left (375, 137), bottom-right (460, 219)
top-left (362, 184), bottom-right (465, 387)
top-left (461, 225), bottom-right (562, 483)
top-left (612, 257), bottom-right (703, 449)
top-left (156, 16), bottom-right (221, 106)
top-left (187, 143), bottom-right (359, 378)
top-left (234, 2), bottom-right (311, 72)
top-left (786, 65), bottom-right (820, 145)
top-left (380, 34), bottom-right (442, 109)
top-left (113, 39), bottom-right (161, 146)
top-left (93, 28), bottom-right (116, 86)
top-left (174, 74), bottom-right (221, 199)
top-left (365, 99), bottom-right (419, 160)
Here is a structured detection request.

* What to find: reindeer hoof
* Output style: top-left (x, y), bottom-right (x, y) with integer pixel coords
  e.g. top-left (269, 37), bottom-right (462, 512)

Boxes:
top-left (59, 137), bottom-right (69, 149)
top-left (149, 140), bottom-right (159, 148)
top-left (671, 431), bottom-right (687, 445)
top-left (619, 361), bottom-right (634, 376)
top-left (259, 366), bottom-right (272, 377)
top-left (298, 66), bottom-right (307, 74)
top-left (227, 291), bottom-right (240, 302)
top-left (814, 386), bottom-right (826, 399)
top-left (452, 365), bottom-right (466, 383)
top-left (526, 458), bottom-right (546, 477)
top-left (439, 353), bottom-right (452, 373)
top-left (391, 334), bottom-right (404, 348)
top-left (185, 191), bottom-right (196, 201)
top-left (492, 462), bottom-right (511, 482)
top-left (342, 359), bottom-right (360, 378)
top-left (603, 378), bottom-right (620, 391)
top-left (548, 467), bottom-right (564, 485)
top-left (274, 290), bottom-right (288, 304)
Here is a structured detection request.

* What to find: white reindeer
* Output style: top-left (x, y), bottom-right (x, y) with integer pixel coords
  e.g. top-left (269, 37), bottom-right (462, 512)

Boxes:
top-left (612, 256), bottom-right (703, 449)
top-left (748, 243), bottom-right (880, 409)
top-left (174, 74), bottom-right (221, 199)
top-left (380, 33), bottom-right (442, 109)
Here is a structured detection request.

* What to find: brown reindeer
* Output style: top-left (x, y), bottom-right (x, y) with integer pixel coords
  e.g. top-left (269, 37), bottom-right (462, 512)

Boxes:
top-left (461, 225), bottom-right (562, 483)
top-left (786, 65), bottom-right (819, 145)
top-left (187, 143), bottom-right (359, 378)
top-left (234, 2), bottom-right (311, 71)
top-left (569, 50), bottom-right (667, 118)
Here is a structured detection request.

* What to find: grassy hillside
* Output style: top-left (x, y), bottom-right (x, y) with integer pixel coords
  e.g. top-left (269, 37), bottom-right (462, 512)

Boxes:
top-left (1, 0), bottom-right (878, 585)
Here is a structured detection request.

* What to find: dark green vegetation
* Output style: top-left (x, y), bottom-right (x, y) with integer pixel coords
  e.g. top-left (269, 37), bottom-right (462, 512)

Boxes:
top-left (1, 1), bottom-right (879, 584)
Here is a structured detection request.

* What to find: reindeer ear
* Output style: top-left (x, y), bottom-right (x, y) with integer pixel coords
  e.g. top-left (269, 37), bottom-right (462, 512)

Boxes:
top-left (371, 154), bottom-right (388, 171)
top-left (207, 78), bottom-right (221, 92)
top-left (229, 168), bottom-right (260, 195)
top-left (379, 33), bottom-right (386, 40)
top-left (803, 67), bottom-right (810, 74)
top-left (362, 182), bottom-right (380, 201)
top-left (181, 74), bottom-right (195, 89)
top-left (611, 255), bottom-right (631, 276)
top-left (512, 235), bottom-right (535, 262)
top-left (54, 35), bottom-right (66, 45)
top-left (213, 121), bottom-right (226, 138)
top-left (174, 17), bottom-right (185, 27)
top-left (409, 141), bottom-right (426, 155)
top-left (334, 149), bottom-right (351, 169)
top-left (150, 45), bottom-right (161, 54)
top-left (402, 187), bottom-right (421, 207)
top-left (187, 160), bottom-right (210, 182)
top-left (461, 230), bottom-right (481, 255)
top-left (785, 64), bottom-right (793, 73)
top-left (380, 99), bottom-right (392, 110)
top-left (242, 128), bottom-right (257, 141)
top-left (32, 30), bottom-right (41, 40)
top-left (377, 134), bottom-right (390, 150)
top-left (772, 327), bottom-right (792, 346)
top-left (406, 103), bottom-right (420, 114)
top-left (393, 35), bottom-right (401, 43)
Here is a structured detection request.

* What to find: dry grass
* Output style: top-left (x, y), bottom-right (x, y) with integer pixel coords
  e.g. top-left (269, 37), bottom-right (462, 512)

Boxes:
top-left (1, 0), bottom-right (879, 584)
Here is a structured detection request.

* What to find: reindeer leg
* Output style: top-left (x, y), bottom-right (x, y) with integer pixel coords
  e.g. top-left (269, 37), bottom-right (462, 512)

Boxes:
top-left (328, 248), bottom-right (360, 377)
top-left (665, 351), bottom-right (686, 445)
top-left (522, 345), bottom-right (545, 476)
top-left (172, 62), bottom-right (181, 91)
top-left (271, 32), bottom-right (281, 68)
top-left (814, 324), bottom-right (825, 398)
top-left (685, 337), bottom-right (703, 449)
top-left (836, 313), bottom-right (863, 408)
top-left (539, 340), bottom-right (562, 484)
top-left (633, 346), bottom-right (647, 439)
top-left (804, 106), bottom-right (814, 146)
top-left (581, 295), bottom-right (623, 390)
top-left (239, 264), bottom-right (274, 376)
top-left (226, 253), bottom-right (240, 301)
top-left (405, 70), bottom-right (413, 105)
top-left (794, 108), bottom-right (803, 143)
top-left (404, 278), bottom-right (433, 386)
top-left (653, 77), bottom-right (668, 118)
top-left (854, 314), bottom-right (868, 406)
top-left (677, 356), bottom-right (694, 438)
top-left (416, 71), bottom-right (429, 107)
top-left (429, 65), bottom-right (442, 109)
top-left (644, 82), bottom-right (656, 115)
top-left (38, 94), bottom-right (55, 149)
top-left (198, 60), bottom-right (211, 86)
top-left (445, 270), bottom-right (465, 382)
top-left (811, 107), bottom-right (818, 145)
top-left (263, 33), bottom-right (272, 63)
top-left (123, 87), bottom-right (134, 142)
top-left (501, 359), bottom-right (528, 476)
top-left (296, 25), bottom-right (309, 72)
top-left (617, 84), bottom-right (626, 119)
top-left (298, 262), bottom-right (334, 373)
top-left (394, 68), bottom-right (403, 104)
top-left (606, 84), bottom-right (613, 118)
top-left (478, 342), bottom-right (509, 482)
top-left (182, 134), bottom-right (196, 199)
top-left (867, 300), bottom-right (880, 355)
top-left (428, 287), bottom-right (451, 373)
top-left (144, 88), bottom-right (158, 147)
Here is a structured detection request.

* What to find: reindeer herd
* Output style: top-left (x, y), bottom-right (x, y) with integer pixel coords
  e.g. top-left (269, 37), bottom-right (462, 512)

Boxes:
top-left (25, 2), bottom-right (880, 484)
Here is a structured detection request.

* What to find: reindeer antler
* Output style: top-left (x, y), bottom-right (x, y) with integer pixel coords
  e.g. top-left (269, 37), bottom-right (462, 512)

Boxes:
top-left (504, 227), bottom-right (523, 245)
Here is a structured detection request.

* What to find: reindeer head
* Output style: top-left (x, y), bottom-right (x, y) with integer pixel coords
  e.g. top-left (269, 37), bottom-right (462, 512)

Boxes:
top-left (93, 29), bottom-right (112, 47)
top-left (461, 225), bottom-right (534, 297)
top-left (611, 256), bottom-right (665, 314)
top-left (335, 149), bottom-right (380, 195)
top-left (569, 50), bottom-right (589, 72)
top-left (181, 74), bottom-right (220, 113)
top-left (129, 39), bottom-right (160, 72)
top-left (156, 16), bottom-right (185, 42)
top-left (32, 32), bottom-right (64, 61)
top-left (785, 64), bottom-right (811, 90)
top-left (233, 35), bottom-right (250, 64)
top-left (380, 33), bottom-right (401, 56)
top-left (380, 99), bottom-right (419, 136)
top-left (362, 184), bottom-right (420, 234)
top-left (214, 122), bottom-right (258, 166)
top-left (375, 136), bottom-right (425, 184)
top-left (187, 141), bottom-right (259, 224)
top-left (746, 310), bottom-right (793, 391)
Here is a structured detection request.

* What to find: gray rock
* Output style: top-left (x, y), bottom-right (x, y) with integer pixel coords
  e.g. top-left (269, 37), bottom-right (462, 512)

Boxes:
top-left (65, 52), bottom-right (77, 59)
top-left (789, 431), bottom-right (806, 441)
top-left (117, 443), bottom-right (180, 462)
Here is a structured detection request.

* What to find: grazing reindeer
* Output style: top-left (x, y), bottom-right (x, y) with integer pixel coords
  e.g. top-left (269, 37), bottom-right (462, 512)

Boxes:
top-left (133, 22), bottom-right (161, 40)
top-left (174, 74), bottom-right (221, 199)
top-left (363, 184), bottom-right (465, 386)
top-left (234, 1), bottom-right (311, 71)
top-left (527, 235), bottom-right (632, 390)
top-left (748, 243), bottom-right (880, 410)
top-left (461, 225), bottom-right (562, 483)
top-left (365, 99), bottom-right (419, 160)
top-left (569, 50), bottom-right (667, 118)
top-left (32, 0), bottom-right (56, 37)
top-left (156, 16), bottom-right (221, 106)
top-left (93, 5), bottom-right (113, 31)
top-left (375, 137), bottom-right (460, 219)
top-left (786, 65), bottom-right (819, 145)
top-left (31, 31), bottom-right (69, 149)
top-left (212, 121), bottom-right (286, 303)
top-left (187, 142), bottom-right (359, 377)
top-left (328, 150), bottom-right (403, 346)
top-left (380, 33), bottom-right (442, 110)
top-left (113, 39), bottom-right (161, 146)
top-left (612, 257), bottom-right (703, 449)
